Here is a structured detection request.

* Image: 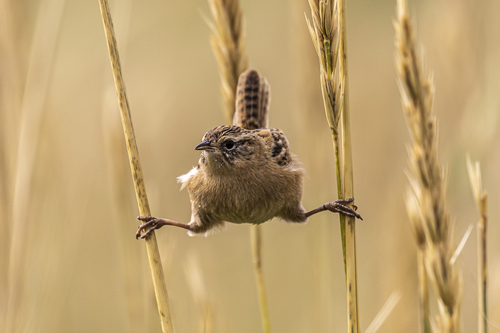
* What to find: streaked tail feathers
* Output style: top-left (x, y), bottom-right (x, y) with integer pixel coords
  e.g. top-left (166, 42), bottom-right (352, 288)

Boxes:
top-left (233, 69), bottom-right (270, 129)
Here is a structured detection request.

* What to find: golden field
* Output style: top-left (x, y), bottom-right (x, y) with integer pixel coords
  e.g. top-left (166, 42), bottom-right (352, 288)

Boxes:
top-left (1, 0), bottom-right (499, 332)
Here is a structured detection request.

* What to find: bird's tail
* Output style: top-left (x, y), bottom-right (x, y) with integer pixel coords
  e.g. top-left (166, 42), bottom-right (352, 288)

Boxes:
top-left (233, 69), bottom-right (270, 129)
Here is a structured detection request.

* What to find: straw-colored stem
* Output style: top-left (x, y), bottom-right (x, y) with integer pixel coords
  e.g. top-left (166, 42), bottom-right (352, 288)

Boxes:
top-left (333, 134), bottom-right (346, 275)
top-left (467, 157), bottom-right (488, 333)
top-left (397, 1), bottom-right (462, 330)
top-left (185, 255), bottom-right (214, 333)
top-left (364, 291), bottom-right (402, 333)
top-left (207, 0), bottom-right (248, 121)
top-left (338, 0), bottom-right (360, 331)
top-left (5, 0), bottom-right (65, 330)
top-left (100, 2), bottom-right (149, 331)
top-left (477, 196), bottom-right (487, 333)
top-left (251, 225), bottom-right (272, 333)
top-left (207, 0), bottom-right (270, 329)
top-left (0, 2), bottom-right (21, 317)
top-left (200, 304), bottom-right (214, 333)
top-left (251, 227), bottom-right (271, 333)
top-left (306, 0), bottom-right (347, 278)
top-left (97, 1), bottom-right (174, 331)
top-left (417, 249), bottom-right (431, 333)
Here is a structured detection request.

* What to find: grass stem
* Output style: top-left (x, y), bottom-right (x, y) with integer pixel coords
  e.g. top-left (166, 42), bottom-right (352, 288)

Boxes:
top-left (207, 1), bottom-right (271, 330)
top-left (206, 0), bottom-right (248, 121)
top-left (5, 0), bottom-right (65, 330)
top-left (467, 157), bottom-right (488, 333)
top-left (306, 0), bottom-right (347, 276)
top-left (396, 0), bottom-right (462, 330)
top-left (333, 136), bottom-right (346, 275)
top-left (477, 197), bottom-right (488, 333)
top-left (97, 1), bottom-right (174, 331)
top-left (251, 225), bottom-right (272, 333)
top-left (306, 2), bottom-right (360, 329)
top-left (417, 249), bottom-right (431, 333)
top-left (338, 0), bottom-right (360, 331)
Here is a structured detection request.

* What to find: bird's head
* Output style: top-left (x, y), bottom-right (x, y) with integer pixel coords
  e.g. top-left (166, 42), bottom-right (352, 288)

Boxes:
top-left (195, 125), bottom-right (265, 173)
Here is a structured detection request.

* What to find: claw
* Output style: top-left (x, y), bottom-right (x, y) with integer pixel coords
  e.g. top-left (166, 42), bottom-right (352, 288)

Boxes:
top-left (136, 216), bottom-right (164, 239)
top-left (336, 197), bottom-right (355, 204)
top-left (327, 199), bottom-right (363, 220)
top-left (137, 216), bottom-right (155, 222)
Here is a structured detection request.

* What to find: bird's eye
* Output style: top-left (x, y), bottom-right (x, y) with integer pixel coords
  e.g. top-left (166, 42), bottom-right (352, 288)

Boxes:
top-left (225, 140), bottom-right (235, 150)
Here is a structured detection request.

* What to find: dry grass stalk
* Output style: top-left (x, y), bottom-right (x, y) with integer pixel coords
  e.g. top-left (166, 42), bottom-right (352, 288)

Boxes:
top-left (306, 0), bottom-right (346, 271)
top-left (4, 0), bottom-right (66, 330)
top-left (100, 1), bottom-right (149, 331)
top-left (466, 156), bottom-right (488, 333)
top-left (0, 0), bottom-right (23, 327)
top-left (396, 0), bottom-right (462, 331)
top-left (103, 84), bottom-right (150, 333)
top-left (206, 0), bottom-right (248, 122)
top-left (97, 0), bottom-right (174, 331)
top-left (250, 225), bottom-right (271, 333)
top-left (186, 256), bottom-right (214, 333)
top-left (306, 0), bottom-right (344, 138)
top-left (407, 192), bottom-right (431, 333)
top-left (365, 291), bottom-right (402, 333)
top-left (292, 2), bottom-right (336, 329)
top-left (337, 1), bottom-right (361, 331)
top-left (307, 1), bottom-right (360, 331)
top-left (0, 0), bottom-right (22, 251)
top-left (207, 1), bottom-right (272, 331)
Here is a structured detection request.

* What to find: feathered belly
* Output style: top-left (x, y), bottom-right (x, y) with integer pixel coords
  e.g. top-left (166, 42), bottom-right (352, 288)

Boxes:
top-left (216, 205), bottom-right (275, 225)
top-left (182, 165), bottom-right (302, 225)
top-left (199, 177), bottom-right (293, 225)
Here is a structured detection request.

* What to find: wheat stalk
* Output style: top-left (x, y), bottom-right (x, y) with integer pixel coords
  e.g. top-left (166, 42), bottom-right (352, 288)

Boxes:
top-left (186, 255), bottom-right (214, 333)
top-left (97, 1), bottom-right (174, 331)
top-left (337, 1), bottom-right (361, 331)
top-left (466, 156), bottom-right (488, 333)
top-left (396, 0), bottom-right (462, 331)
top-left (306, 0), bottom-right (360, 331)
top-left (305, 0), bottom-right (344, 141)
top-left (306, 0), bottom-right (346, 272)
top-left (0, 0), bottom-right (23, 327)
top-left (365, 291), bottom-right (402, 333)
top-left (206, 0), bottom-right (248, 122)
top-left (102, 87), bottom-right (150, 333)
top-left (206, 2), bottom-right (272, 332)
top-left (406, 189), bottom-right (431, 332)
top-left (250, 225), bottom-right (271, 333)
top-left (99, 1), bottom-right (150, 331)
top-left (4, 0), bottom-right (65, 330)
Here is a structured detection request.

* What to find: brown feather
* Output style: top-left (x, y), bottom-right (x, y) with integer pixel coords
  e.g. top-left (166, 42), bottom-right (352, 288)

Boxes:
top-left (233, 69), bottom-right (270, 129)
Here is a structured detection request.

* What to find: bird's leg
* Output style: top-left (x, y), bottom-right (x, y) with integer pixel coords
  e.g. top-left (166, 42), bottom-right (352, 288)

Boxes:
top-left (305, 197), bottom-right (363, 220)
top-left (136, 216), bottom-right (192, 239)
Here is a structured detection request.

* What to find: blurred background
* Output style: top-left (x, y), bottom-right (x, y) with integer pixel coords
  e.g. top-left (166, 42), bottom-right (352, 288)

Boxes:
top-left (1, 0), bottom-right (499, 332)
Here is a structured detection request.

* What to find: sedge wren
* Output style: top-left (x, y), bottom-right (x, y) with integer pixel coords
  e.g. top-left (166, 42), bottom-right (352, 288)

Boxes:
top-left (136, 69), bottom-right (361, 238)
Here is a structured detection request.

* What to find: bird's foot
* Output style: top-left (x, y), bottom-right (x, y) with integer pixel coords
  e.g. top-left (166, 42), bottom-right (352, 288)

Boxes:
top-left (325, 198), bottom-right (363, 220)
top-left (136, 216), bottom-right (167, 239)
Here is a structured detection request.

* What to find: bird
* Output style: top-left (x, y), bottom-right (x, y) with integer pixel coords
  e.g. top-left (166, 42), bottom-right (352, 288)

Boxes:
top-left (136, 69), bottom-right (361, 239)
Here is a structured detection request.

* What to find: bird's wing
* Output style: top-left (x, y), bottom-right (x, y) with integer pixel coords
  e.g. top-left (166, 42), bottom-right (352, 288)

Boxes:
top-left (251, 128), bottom-right (292, 167)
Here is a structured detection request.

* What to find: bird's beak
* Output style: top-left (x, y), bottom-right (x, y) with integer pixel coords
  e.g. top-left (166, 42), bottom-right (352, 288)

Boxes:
top-left (194, 140), bottom-right (212, 151)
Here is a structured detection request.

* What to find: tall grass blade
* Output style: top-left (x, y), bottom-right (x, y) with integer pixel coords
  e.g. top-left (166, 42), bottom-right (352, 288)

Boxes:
top-left (466, 156), bottom-right (488, 333)
top-left (97, 0), bottom-right (174, 331)
top-left (396, 0), bottom-right (463, 331)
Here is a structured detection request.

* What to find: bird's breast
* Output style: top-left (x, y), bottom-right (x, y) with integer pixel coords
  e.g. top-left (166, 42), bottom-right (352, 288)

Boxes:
top-left (184, 165), bottom-right (302, 225)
